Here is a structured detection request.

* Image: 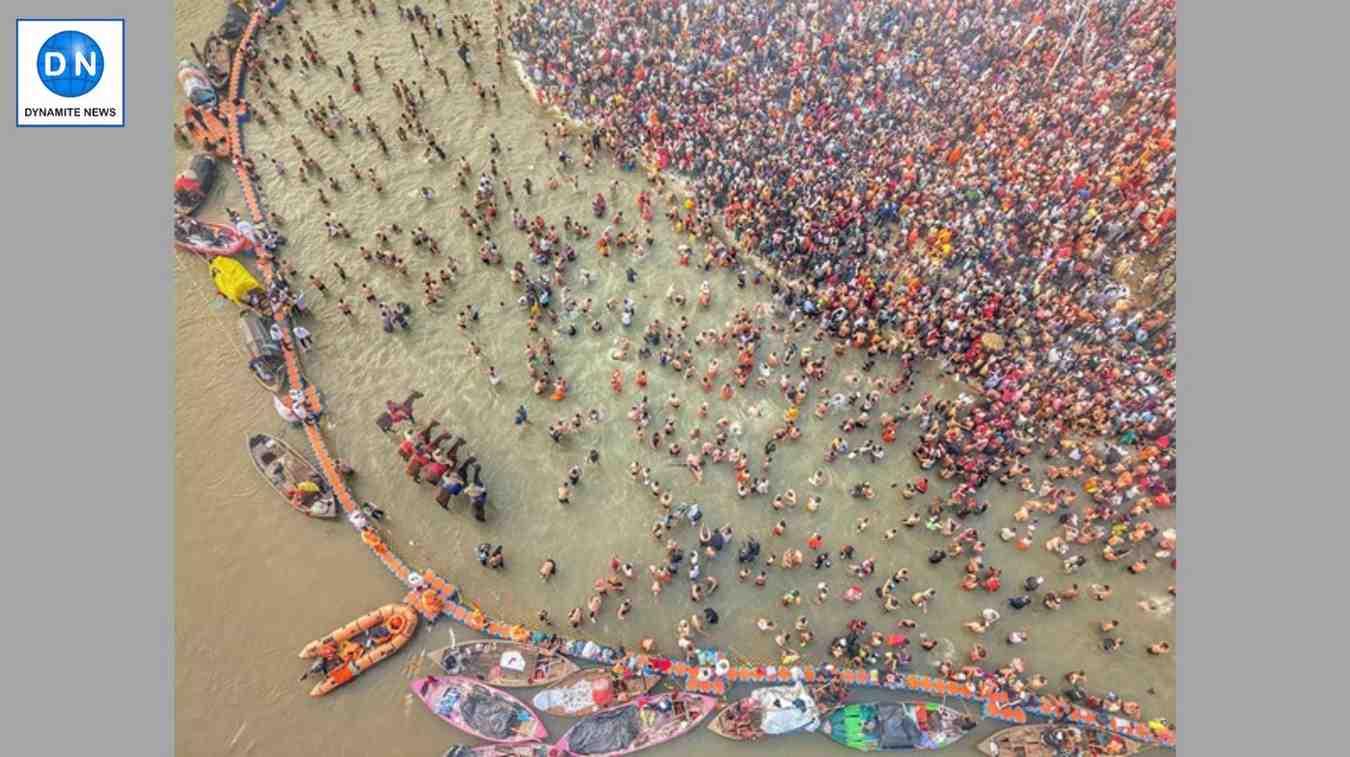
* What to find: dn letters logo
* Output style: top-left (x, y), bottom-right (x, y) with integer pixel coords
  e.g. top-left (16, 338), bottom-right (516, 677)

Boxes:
top-left (17, 19), bottom-right (125, 126)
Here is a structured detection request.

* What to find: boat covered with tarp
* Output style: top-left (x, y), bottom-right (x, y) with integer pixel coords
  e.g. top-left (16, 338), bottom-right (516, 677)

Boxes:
top-left (531, 668), bottom-right (663, 718)
top-left (553, 692), bottom-right (717, 755)
top-left (174, 153), bottom-right (217, 216)
top-left (412, 676), bottom-right (550, 744)
top-left (708, 681), bottom-right (824, 740)
top-left (218, 3), bottom-right (250, 39)
top-left (821, 701), bottom-right (973, 751)
top-left (177, 59), bottom-right (216, 107)
top-left (208, 256), bottom-right (265, 308)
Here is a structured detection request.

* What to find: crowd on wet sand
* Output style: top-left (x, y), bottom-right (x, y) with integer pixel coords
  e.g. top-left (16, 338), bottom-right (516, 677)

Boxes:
top-left (210, 0), bottom-right (1177, 736)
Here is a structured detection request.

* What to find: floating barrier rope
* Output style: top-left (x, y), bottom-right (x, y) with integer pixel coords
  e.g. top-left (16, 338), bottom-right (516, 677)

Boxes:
top-left (210, 7), bottom-right (1174, 751)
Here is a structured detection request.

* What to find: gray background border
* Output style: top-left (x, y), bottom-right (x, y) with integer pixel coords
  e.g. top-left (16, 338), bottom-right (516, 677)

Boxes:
top-left (0, 1), bottom-right (1347, 754)
top-left (1175, 0), bottom-right (1348, 754)
top-left (0, 1), bottom-right (172, 755)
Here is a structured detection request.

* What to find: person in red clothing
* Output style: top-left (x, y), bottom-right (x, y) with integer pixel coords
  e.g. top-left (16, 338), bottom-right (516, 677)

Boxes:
top-left (419, 451), bottom-right (449, 486)
top-left (376, 390), bottom-right (423, 432)
top-left (397, 430), bottom-right (417, 460)
top-left (982, 569), bottom-right (1003, 593)
top-left (406, 447), bottom-right (428, 482)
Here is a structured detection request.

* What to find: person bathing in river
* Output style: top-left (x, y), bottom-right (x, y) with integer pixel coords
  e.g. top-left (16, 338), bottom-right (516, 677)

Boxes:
top-left (465, 463), bottom-right (488, 522)
top-left (436, 457), bottom-right (475, 509)
top-left (375, 390), bottom-right (423, 432)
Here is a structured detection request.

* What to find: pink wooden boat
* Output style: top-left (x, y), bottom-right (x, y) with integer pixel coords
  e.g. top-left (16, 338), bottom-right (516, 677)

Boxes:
top-left (552, 692), bottom-right (717, 756)
top-left (412, 676), bottom-right (550, 744)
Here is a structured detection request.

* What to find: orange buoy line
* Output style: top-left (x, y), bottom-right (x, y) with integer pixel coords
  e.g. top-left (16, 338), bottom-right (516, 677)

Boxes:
top-left (212, 9), bottom-right (1173, 750)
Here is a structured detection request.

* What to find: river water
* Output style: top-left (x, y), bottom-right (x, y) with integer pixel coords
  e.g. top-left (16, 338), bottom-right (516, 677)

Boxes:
top-left (173, 2), bottom-right (1175, 755)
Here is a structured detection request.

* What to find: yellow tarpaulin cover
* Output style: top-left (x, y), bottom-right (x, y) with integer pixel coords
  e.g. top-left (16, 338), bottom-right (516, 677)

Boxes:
top-left (209, 256), bottom-right (262, 304)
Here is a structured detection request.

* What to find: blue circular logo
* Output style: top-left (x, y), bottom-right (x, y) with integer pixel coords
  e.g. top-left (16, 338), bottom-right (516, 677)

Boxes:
top-left (36, 30), bottom-right (104, 98)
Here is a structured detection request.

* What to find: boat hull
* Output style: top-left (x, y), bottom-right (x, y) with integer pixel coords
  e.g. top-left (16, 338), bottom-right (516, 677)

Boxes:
top-left (412, 676), bottom-right (550, 744)
top-left (428, 641), bottom-right (580, 688)
top-left (553, 692), bottom-right (717, 756)
top-left (976, 724), bottom-right (1149, 757)
top-left (822, 701), bottom-right (970, 752)
top-left (246, 433), bottom-right (336, 518)
top-left (531, 669), bottom-right (663, 718)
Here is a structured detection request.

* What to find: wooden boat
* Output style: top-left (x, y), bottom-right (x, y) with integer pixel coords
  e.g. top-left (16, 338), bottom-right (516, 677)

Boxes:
top-left (412, 676), bottom-right (550, 744)
top-left (209, 256), bottom-right (266, 308)
top-left (821, 701), bottom-right (973, 752)
top-left (707, 681), bottom-right (823, 741)
top-left (175, 216), bottom-right (252, 258)
top-left (298, 604), bottom-right (417, 696)
top-left (553, 692), bottom-right (717, 756)
top-left (246, 433), bottom-right (336, 518)
top-left (174, 153), bottom-right (217, 215)
top-left (238, 312), bottom-right (286, 394)
top-left (531, 668), bottom-right (663, 718)
top-left (177, 59), bottom-right (216, 107)
top-left (976, 724), bottom-right (1150, 757)
top-left (428, 640), bottom-right (579, 688)
top-left (443, 744), bottom-right (549, 757)
top-left (202, 38), bottom-right (233, 89)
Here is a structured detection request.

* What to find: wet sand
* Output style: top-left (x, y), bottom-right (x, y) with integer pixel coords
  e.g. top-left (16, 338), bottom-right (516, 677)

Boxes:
top-left (174, 3), bottom-right (1175, 755)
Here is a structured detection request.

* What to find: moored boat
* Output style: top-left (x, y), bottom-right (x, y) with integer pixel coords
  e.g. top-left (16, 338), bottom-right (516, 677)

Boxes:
top-left (202, 38), bottom-right (232, 89)
top-left (209, 256), bottom-right (267, 310)
top-left (553, 692), bottom-right (717, 756)
top-left (531, 668), bottom-right (663, 718)
top-left (238, 311), bottom-right (286, 394)
top-left (297, 604), bottom-right (417, 696)
top-left (707, 681), bottom-right (823, 741)
top-left (428, 640), bottom-right (579, 688)
top-left (175, 216), bottom-right (252, 258)
top-left (821, 701), bottom-right (975, 752)
top-left (246, 433), bottom-right (336, 518)
top-left (412, 676), bottom-right (550, 744)
top-left (177, 59), bottom-right (216, 107)
top-left (174, 153), bottom-right (217, 216)
top-left (976, 724), bottom-right (1150, 757)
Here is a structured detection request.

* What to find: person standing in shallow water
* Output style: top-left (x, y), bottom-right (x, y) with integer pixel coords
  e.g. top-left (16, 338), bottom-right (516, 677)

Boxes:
top-left (465, 463), bottom-right (488, 522)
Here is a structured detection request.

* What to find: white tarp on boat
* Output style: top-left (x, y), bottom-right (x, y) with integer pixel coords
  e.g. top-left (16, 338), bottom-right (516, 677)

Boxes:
top-left (753, 682), bottom-right (820, 735)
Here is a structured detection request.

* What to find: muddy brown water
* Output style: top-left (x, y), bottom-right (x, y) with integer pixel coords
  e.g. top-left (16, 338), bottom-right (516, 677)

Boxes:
top-left (174, 3), bottom-right (1175, 755)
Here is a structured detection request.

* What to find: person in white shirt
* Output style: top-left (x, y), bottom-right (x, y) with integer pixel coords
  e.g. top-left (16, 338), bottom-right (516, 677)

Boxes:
top-left (293, 325), bottom-right (313, 351)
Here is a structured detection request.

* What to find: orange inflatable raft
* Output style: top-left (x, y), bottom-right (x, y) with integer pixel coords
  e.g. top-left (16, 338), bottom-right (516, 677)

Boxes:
top-left (297, 603), bottom-right (418, 696)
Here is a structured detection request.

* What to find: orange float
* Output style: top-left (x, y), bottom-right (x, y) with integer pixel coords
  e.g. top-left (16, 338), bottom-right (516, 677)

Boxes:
top-left (419, 589), bottom-right (444, 617)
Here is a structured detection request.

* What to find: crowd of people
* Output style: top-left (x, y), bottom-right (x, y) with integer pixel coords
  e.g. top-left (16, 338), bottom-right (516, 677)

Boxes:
top-left (197, 0), bottom-right (1178, 737)
top-left (510, 0), bottom-right (1177, 457)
